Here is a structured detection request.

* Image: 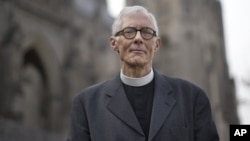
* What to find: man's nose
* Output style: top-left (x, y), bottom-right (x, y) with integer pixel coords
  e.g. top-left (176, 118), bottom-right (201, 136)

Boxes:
top-left (134, 31), bottom-right (143, 44)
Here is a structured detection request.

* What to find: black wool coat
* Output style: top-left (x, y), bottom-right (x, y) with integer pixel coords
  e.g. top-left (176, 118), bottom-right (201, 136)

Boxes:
top-left (67, 70), bottom-right (219, 141)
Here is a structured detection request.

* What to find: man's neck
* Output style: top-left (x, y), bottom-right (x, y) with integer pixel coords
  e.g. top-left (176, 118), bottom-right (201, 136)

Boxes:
top-left (120, 68), bottom-right (154, 87)
top-left (121, 64), bottom-right (152, 78)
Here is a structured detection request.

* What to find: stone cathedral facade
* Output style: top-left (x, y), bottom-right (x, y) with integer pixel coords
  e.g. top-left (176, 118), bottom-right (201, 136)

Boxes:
top-left (0, 0), bottom-right (118, 140)
top-left (0, 0), bottom-right (238, 141)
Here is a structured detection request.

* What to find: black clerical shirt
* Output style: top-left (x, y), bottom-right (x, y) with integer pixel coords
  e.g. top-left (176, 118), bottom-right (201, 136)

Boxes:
top-left (123, 79), bottom-right (155, 140)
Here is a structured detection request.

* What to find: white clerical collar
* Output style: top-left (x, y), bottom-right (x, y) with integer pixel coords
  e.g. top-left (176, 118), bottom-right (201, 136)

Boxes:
top-left (120, 68), bottom-right (154, 87)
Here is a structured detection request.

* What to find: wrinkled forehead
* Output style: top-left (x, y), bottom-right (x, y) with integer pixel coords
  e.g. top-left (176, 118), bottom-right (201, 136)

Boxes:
top-left (120, 12), bottom-right (155, 29)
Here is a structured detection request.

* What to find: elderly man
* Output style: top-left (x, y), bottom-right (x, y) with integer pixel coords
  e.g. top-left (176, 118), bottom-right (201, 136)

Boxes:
top-left (67, 5), bottom-right (219, 141)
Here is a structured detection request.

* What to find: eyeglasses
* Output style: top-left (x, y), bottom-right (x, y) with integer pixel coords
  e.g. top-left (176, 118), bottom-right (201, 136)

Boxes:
top-left (115, 27), bottom-right (157, 40)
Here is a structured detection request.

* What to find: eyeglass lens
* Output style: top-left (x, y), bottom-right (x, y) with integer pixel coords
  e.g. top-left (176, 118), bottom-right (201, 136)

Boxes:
top-left (122, 27), bottom-right (155, 40)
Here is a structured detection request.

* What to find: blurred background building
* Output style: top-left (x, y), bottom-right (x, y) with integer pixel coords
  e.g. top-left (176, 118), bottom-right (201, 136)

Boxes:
top-left (0, 0), bottom-right (239, 141)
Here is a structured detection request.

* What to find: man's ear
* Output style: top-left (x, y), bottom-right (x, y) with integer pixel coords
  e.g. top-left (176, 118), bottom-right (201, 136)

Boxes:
top-left (154, 37), bottom-right (161, 52)
top-left (109, 36), bottom-right (118, 52)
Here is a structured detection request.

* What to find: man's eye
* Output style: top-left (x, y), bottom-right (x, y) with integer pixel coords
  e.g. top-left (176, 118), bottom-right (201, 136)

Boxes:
top-left (142, 30), bottom-right (153, 34)
top-left (124, 30), bottom-right (134, 33)
top-left (143, 31), bottom-right (151, 34)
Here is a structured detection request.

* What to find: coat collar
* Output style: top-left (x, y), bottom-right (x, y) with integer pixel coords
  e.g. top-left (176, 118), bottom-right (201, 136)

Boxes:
top-left (105, 70), bottom-right (176, 140)
top-left (105, 73), bottom-right (144, 135)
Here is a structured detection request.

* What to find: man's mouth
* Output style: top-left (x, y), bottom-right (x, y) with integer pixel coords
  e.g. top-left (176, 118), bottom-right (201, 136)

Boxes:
top-left (129, 49), bottom-right (146, 54)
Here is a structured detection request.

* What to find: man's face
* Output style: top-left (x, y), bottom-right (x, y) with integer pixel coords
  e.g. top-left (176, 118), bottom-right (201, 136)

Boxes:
top-left (110, 13), bottom-right (161, 68)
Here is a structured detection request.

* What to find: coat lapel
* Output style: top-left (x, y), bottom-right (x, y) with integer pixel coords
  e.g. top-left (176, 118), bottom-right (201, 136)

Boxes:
top-left (105, 71), bottom-right (176, 140)
top-left (148, 71), bottom-right (176, 141)
top-left (106, 74), bottom-right (144, 136)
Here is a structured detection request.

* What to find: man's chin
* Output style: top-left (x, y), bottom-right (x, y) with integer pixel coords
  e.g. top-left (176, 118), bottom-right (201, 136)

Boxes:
top-left (126, 60), bottom-right (147, 67)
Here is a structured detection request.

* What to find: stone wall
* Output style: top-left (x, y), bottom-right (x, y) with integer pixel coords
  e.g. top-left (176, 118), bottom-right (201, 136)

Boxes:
top-left (0, 120), bottom-right (63, 141)
top-left (0, 0), bottom-right (117, 140)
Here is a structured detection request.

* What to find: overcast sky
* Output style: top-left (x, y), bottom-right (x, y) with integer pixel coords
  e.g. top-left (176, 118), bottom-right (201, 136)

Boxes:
top-left (220, 0), bottom-right (250, 124)
top-left (106, 0), bottom-right (250, 124)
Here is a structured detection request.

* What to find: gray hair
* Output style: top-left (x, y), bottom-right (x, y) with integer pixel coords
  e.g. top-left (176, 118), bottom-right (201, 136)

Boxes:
top-left (112, 6), bottom-right (159, 37)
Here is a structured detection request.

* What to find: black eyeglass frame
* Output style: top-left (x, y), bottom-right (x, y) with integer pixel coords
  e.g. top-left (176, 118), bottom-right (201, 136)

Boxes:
top-left (114, 27), bottom-right (157, 40)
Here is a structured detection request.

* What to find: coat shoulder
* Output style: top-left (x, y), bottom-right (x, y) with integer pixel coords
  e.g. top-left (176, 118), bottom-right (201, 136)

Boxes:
top-left (165, 76), bottom-right (202, 90)
top-left (159, 74), bottom-right (207, 98)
